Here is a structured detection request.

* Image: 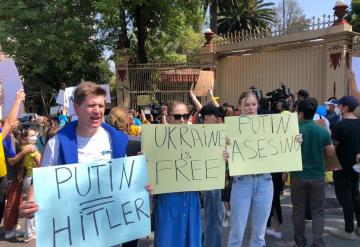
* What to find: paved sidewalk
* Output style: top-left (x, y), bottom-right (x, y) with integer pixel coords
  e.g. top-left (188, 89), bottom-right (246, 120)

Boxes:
top-left (1, 186), bottom-right (359, 247)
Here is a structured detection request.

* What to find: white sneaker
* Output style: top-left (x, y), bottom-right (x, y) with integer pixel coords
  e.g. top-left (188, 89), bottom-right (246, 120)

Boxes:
top-left (4, 229), bottom-right (24, 239)
top-left (265, 228), bottom-right (282, 239)
top-left (222, 217), bottom-right (229, 228)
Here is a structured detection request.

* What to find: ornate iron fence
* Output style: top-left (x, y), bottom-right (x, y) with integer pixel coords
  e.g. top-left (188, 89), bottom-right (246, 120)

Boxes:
top-left (128, 63), bottom-right (201, 108)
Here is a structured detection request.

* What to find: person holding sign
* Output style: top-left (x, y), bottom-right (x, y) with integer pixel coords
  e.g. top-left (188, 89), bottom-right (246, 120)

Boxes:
top-left (20, 83), bottom-right (152, 242)
top-left (290, 98), bottom-right (334, 247)
top-left (0, 89), bottom-right (25, 226)
top-left (227, 91), bottom-right (274, 247)
top-left (154, 100), bottom-right (201, 247)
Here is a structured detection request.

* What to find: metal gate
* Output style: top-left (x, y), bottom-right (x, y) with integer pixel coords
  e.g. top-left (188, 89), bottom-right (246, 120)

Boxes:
top-left (128, 63), bottom-right (201, 108)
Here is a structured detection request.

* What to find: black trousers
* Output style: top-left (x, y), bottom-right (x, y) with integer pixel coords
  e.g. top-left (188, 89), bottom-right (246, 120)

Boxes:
top-left (0, 176), bottom-right (7, 224)
top-left (333, 170), bottom-right (360, 233)
top-left (267, 172), bottom-right (284, 226)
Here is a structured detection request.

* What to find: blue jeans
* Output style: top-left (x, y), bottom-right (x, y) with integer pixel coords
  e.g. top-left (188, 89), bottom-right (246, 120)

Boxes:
top-left (228, 174), bottom-right (273, 247)
top-left (203, 190), bottom-right (225, 247)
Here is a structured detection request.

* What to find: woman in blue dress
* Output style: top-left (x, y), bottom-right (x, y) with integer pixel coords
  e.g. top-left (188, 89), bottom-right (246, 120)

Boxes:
top-left (154, 101), bottom-right (201, 247)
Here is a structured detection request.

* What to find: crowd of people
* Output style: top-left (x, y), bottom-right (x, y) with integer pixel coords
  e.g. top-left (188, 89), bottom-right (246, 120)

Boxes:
top-left (0, 78), bottom-right (359, 247)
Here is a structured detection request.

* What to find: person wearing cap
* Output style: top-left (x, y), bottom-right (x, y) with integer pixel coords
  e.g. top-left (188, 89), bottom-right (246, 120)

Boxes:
top-left (324, 98), bottom-right (341, 131)
top-left (330, 95), bottom-right (360, 240)
top-left (199, 103), bottom-right (226, 247)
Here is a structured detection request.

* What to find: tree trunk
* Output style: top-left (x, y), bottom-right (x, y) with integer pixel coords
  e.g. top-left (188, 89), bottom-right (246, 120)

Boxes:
top-left (134, 5), bottom-right (148, 63)
top-left (117, 8), bottom-right (130, 49)
top-left (210, 0), bottom-right (218, 34)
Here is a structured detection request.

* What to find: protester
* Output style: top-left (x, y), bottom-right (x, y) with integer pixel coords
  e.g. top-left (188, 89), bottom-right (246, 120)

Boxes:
top-left (19, 128), bottom-right (41, 242)
top-left (258, 98), bottom-right (272, 114)
top-left (57, 106), bottom-right (69, 127)
top-left (324, 98), bottom-right (341, 131)
top-left (296, 89), bottom-right (309, 101)
top-left (154, 100), bottom-right (201, 247)
top-left (3, 123), bottom-right (35, 240)
top-left (108, 107), bottom-right (141, 157)
top-left (227, 91), bottom-right (274, 247)
top-left (291, 97), bottom-right (335, 247)
top-left (0, 89), bottom-right (26, 227)
top-left (19, 82), bottom-right (152, 228)
top-left (200, 103), bottom-right (226, 247)
top-left (330, 95), bottom-right (360, 240)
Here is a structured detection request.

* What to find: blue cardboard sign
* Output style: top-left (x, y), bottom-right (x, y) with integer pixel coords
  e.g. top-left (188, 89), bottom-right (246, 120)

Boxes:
top-left (33, 155), bottom-right (150, 247)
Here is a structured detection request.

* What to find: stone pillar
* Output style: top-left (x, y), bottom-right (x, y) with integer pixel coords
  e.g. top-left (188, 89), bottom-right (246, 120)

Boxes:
top-left (115, 50), bottom-right (131, 107)
top-left (324, 24), bottom-right (353, 99)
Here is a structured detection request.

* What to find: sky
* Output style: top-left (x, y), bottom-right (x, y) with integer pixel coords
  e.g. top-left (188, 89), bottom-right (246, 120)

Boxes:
top-left (265, 0), bottom-right (352, 18)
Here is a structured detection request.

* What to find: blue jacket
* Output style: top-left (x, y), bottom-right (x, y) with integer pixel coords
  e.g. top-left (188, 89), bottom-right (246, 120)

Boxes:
top-left (57, 121), bottom-right (128, 164)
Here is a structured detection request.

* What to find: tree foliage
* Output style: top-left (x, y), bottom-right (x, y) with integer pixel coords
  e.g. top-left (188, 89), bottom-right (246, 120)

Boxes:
top-left (348, 0), bottom-right (360, 32)
top-left (218, 0), bottom-right (275, 34)
top-left (96, 0), bottom-right (204, 63)
top-left (0, 0), bottom-right (112, 113)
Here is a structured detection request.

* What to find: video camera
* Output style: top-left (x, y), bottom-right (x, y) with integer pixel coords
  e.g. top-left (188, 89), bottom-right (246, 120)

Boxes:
top-left (266, 84), bottom-right (292, 107)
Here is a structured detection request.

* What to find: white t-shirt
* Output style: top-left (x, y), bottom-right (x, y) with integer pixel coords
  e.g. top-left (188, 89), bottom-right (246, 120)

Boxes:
top-left (313, 114), bottom-right (330, 130)
top-left (41, 127), bottom-right (112, 166)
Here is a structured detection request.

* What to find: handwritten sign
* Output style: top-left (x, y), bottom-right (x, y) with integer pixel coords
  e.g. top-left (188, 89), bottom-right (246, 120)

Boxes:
top-left (142, 124), bottom-right (226, 194)
top-left (33, 156), bottom-right (150, 247)
top-left (225, 113), bottom-right (302, 176)
top-left (194, 71), bottom-right (214, 96)
top-left (0, 59), bottom-right (24, 118)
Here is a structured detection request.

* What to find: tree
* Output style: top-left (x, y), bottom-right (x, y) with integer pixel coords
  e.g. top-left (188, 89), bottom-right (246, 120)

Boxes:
top-left (274, 0), bottom-right (308, 32)
top-left (218, 0), bottom-right (275, 34)
top-left (0, 0), bottom-right (112, 114)
top-left (96, 0), bottom-right (203, 63)
top-left (348, 0), bottom-right (360, 32)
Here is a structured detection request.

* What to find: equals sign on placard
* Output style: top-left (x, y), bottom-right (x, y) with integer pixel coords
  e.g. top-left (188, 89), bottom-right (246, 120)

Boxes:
top-left (79, 196), bottom-right (115, 214)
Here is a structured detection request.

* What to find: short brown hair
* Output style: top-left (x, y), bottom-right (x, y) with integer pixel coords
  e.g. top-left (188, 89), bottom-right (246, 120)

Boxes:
top-left (74, 81), bottom-right (106, 105)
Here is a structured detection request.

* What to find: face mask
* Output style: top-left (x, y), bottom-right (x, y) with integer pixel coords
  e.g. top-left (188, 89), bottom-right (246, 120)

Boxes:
top-left (334, 107), bottom-right (341, 115)
top-left (27, 136), bottom-right (37, 144)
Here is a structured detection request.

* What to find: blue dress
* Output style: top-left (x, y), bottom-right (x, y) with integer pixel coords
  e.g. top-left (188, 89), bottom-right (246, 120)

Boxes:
top-left (155, 192), bottom-right (201, 247)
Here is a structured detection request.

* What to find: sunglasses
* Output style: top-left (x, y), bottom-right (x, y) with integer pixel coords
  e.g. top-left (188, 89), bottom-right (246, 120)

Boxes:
top-left (171, 114), bottom-right (191, 120)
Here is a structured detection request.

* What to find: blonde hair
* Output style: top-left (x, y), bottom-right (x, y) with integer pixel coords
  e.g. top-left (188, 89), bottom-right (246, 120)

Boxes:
top-left (167, 101), bottom-right (189, 114)
top-left (108, 107), bottom-right (130, 132)
top-left (238, 91), bottom-right (257, 107)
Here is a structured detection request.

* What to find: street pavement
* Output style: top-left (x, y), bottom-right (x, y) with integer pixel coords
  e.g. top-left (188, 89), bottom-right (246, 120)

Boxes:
top-left (1, 185), bottom-right (359, 247)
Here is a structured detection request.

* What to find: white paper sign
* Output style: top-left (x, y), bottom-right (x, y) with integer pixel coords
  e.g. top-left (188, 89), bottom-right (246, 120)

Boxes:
top-left (0, 59), bottom-right (24, 118)
top-left (56, 89), bottom-right (65, 105)
top-left (352, 57), bottom-right (360, 91)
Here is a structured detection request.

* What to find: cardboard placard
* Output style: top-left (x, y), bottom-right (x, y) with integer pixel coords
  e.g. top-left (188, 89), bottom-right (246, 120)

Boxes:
top-left (193, 71), bottom-right (214, 96)
top-left (0, 59), bottom-right (24, 118)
